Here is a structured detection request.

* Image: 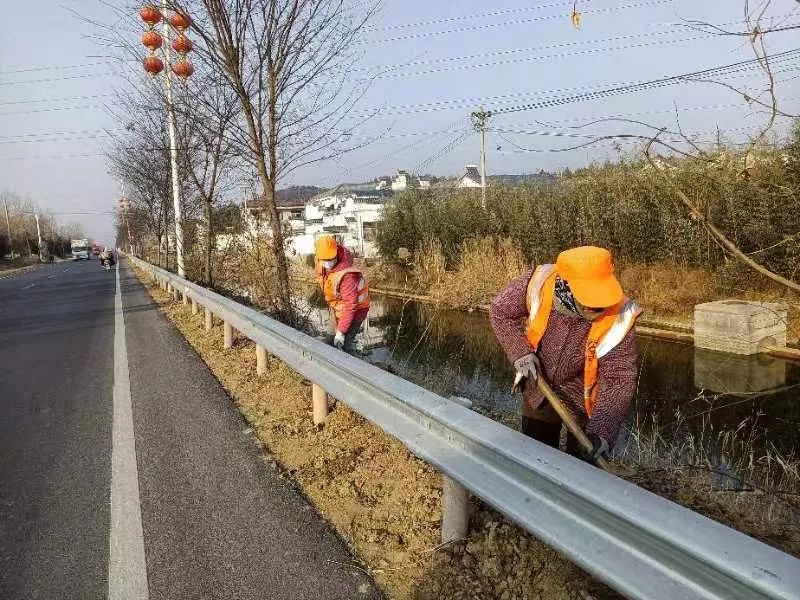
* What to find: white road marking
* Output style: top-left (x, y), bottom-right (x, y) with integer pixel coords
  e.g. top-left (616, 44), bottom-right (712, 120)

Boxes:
top-left (47, 275), bottom-right (55, 279)
top-left (108, 262), bottom-right (150, 600)
top-left (21, 283), bottom-right (36, 290)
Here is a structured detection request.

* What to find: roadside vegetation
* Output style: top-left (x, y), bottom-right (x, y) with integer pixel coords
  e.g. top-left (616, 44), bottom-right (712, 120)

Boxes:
top-left (374, 139), bottom-right (800, 334)
top-left (0, 192), bottom-right (86, 265)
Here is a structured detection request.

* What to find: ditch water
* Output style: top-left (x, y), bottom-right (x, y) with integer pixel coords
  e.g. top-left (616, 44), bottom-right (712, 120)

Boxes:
top-left (300, 290), bottom-right (800, 463)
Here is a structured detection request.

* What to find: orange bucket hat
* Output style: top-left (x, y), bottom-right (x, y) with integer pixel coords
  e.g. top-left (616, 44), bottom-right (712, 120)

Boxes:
top-left (315, 235), bottom-right (338, 260)
top-left (556, 246), bottom-right (623, 308)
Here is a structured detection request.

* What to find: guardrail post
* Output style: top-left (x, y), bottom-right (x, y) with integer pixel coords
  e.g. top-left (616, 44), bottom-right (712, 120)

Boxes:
top-left (191, 298), bottom-right (198, 315)
top-left (204, 307), bottom-right (213, 332)
top-left (223, 321), bottom-right (233, 349)
top-left (441, 475), bottom-right (469, 543)
top-left (312, 384), bottom-right (328, 425)
top-left (182, 288), bottom-right (188, 305)
top-left (256, 344), bottom-right (268, 375)
top-left (172, 286), bottom-right (179, 302)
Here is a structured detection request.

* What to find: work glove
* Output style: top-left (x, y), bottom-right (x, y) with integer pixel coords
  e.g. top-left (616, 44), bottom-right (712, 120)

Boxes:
top-left (333, 330), bottom-right (346, 350)
top-left (580, 434), bottom-right (610, 465)
top-left (512, 353), bottom-right (540, 393)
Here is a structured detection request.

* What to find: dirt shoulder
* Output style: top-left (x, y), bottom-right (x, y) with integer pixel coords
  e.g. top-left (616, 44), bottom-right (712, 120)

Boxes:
top-left (0, 259), bottom-right (42, 278)
top-left (132, 266), bottom-right (800, 599)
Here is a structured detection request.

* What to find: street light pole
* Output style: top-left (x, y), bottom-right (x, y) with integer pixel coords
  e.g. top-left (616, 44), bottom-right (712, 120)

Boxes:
top-left (162, 0), bottom-right (185, 277)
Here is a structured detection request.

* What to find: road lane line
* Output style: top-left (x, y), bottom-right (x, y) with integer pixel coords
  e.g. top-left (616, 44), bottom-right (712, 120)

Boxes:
top-left (108, 262), bottom-right (150, 600)
top-left (21, 283), bottom-right (36, 290)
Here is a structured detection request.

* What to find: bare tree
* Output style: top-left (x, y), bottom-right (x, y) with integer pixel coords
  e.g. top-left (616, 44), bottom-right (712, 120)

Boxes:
top-left (107, 90), bottom-right (176, 268)
top-left (174, 69), bottom-right (241, 286)
top-left (507, 0), bottom-right (800, 292)
top-left (173, 0), bottom-right (378, 321)
top-left (641, 0), bottom-right (800, 292)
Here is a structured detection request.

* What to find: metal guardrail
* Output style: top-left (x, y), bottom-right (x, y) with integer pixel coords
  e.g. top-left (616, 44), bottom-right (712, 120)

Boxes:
top-left (127, 256), bottom-right (800, 600)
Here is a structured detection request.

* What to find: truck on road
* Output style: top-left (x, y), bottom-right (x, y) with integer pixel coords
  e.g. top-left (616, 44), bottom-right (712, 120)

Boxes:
top-left (71, 239), bottom-right (91, 260)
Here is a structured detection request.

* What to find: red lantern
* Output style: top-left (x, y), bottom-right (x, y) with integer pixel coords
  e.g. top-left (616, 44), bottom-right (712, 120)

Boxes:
top-left (141, 30), bottom-right (163, 51)
top-left (172, 35), bottom-right (193, 54)
top-left (172, 59), bottom-right (194, 79)
top-left (143, 55), bottom-right (164, 75)
top-left (139, 5), bottom-right (161, 27)
top-left (170, 12), bottom-right (191, 31)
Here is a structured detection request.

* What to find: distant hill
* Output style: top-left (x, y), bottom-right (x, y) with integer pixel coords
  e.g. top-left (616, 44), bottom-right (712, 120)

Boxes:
top-left (276, 186), bottom-right (324, 205)
top-left (489, 171), bottom-right (557, 186)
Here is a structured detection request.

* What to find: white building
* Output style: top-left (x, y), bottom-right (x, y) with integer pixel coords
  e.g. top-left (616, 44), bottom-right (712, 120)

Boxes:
top-left (292, 183), bottom-right (393, 258)
top-left (457, 165), bottom-right (482, 188)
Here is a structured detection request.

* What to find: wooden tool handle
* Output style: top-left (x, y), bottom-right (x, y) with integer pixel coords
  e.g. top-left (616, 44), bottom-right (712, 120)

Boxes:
top-left (535, 377), bottom-right (611, 471)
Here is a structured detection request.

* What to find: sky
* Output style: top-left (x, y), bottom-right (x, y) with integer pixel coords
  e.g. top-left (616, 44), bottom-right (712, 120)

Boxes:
top-left (1, 0), bottom-right (798, 243)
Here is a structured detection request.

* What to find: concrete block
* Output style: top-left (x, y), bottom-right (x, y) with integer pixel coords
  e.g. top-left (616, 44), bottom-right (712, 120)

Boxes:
top-left (694, 348), bottom-right (786, 394)
top-left (694, 300), bottom-right (787, 355)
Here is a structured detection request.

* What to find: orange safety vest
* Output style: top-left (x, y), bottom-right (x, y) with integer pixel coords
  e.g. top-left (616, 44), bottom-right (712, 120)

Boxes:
top-left (525, 264), bottom-right (640, 417)
top-left (321, 267), bottom-right (370, 319)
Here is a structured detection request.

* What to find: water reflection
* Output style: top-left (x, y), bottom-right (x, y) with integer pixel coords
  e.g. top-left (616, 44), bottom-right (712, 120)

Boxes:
top-left (299, 290), bottom-right (800, 455)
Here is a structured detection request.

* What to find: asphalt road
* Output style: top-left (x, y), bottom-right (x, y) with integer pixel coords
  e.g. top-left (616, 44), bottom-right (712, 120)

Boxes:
top-left (0, 258), bottom-right (381, 599)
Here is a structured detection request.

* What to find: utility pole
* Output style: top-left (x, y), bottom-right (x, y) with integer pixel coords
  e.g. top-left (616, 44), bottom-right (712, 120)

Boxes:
top-left (471, 106), bottom-right (491, 209)
top-left (162, 0), bottom-right (185, 277)
top-left (34, 213), bottom-right (44, 261)
top-left (3, 197), bottom-right (14, 259)
top-left (34, 213), bottom-right (42, 247)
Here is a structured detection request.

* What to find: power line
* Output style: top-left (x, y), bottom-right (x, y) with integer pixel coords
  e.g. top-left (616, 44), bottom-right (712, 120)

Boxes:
top-left (362, 0), bottom-right (573, 33)
top-left (343, 117), bottom-right (469, 175)
top-left (0, 61), bottom-right (115, 75)
top-left (347, 55), bottom-right (797, 118)
top-left (373, 33), bottom-right (709, 80)
top-left (0, 104), bottom-right (110, 117)
top-left (0, 134), bottom-right (115, 146)
top-left (361, 28), bottom-right (689, 72)
top-left (0, 93), bottom-right (115, 107)
top-left (414, 129), bottom-right (472, 172)
top-left (490, 49), bottom-right (800, 115)
top-left (0, 72), bottom-right (118, 87)
top-left (359, 14), bottom-right (800, 75)
top-left (357, 0), bottom-right (676, 45)
top-left (0, 128), bottom-right (123, 141)
top-left (494, 102), bottom-right (749, 129)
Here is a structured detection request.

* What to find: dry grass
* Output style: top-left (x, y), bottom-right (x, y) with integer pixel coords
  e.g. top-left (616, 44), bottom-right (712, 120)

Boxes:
top-left (618, 410), bottom-right (800, 556)
top-left (617, 262), bottom-right (717, 319)
top-left (411, 237), bottom-right (526, 309)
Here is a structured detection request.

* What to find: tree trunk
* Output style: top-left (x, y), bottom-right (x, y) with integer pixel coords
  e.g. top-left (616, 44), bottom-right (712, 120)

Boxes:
top-left (204, 198), bottom-right (213, 286)
top-left (266, 68), bottom-right (293, 321)
top-left (254, 159), bottom-right (292, 320)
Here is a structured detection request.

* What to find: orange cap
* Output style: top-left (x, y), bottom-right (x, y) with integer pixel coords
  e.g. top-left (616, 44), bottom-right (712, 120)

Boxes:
top-left (315, 235), bottom-right (338, 260)
top-left (556, 246), bottom-right (623, 308)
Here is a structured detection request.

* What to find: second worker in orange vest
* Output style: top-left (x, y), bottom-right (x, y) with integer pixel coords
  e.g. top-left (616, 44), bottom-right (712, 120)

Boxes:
top-left (315, 235), bottom-right (370, 354)
top-left (490, 246), bottom-right (640, 465)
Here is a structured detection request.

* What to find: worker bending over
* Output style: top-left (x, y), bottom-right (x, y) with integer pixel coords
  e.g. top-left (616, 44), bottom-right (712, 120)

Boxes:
top-left (490, 246), bottom-right (640, 465)
top-left (315, 235), bottom-right (370, 354)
